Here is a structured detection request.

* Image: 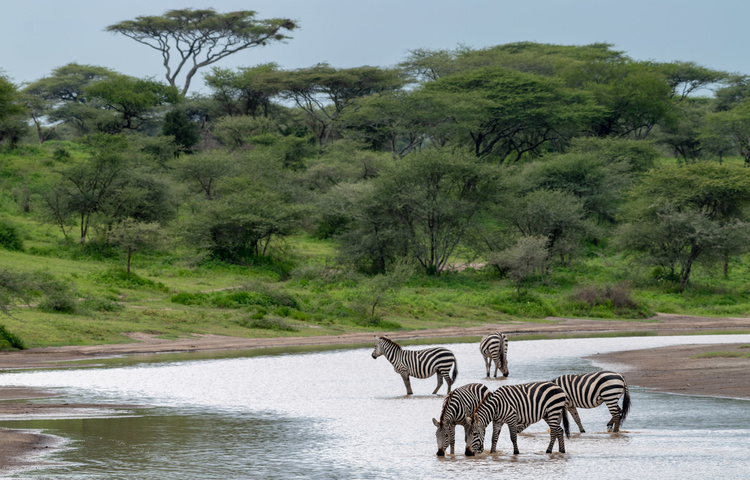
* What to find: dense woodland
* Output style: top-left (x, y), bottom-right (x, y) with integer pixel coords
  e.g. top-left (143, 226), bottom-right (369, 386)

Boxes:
top-left (2, 9), bottom-right (750, 349)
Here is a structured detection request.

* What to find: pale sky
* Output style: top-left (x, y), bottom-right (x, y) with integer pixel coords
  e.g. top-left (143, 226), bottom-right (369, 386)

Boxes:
top-left (2, 0), bottom-right (748, 95)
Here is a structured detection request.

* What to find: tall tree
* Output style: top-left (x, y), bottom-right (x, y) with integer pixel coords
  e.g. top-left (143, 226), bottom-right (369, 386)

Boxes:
top-left (106, 8), bottom-right (297, 96)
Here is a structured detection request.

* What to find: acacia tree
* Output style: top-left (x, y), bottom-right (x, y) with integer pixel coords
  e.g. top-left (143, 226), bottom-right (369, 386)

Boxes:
top-left (22, 63), bottom-right (118, 137)
top-left (106, 8), bottom-right (297, 96)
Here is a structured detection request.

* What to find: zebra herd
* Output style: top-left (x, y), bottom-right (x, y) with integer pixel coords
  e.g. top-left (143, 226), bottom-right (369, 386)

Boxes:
top-left (371, 333), bottom-right (631, 457)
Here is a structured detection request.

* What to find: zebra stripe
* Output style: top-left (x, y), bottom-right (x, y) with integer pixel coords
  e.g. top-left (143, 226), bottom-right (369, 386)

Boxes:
top-left (479, 331), bottom-right (509, 377)
top-left (552, 370), bottom-right (631, 432)
top-left (371, 336), bottom-right (458, 395)
top-left (465, 381), bottom-right (570, 455)
top-left (432, 383), bottom-right (491, 456)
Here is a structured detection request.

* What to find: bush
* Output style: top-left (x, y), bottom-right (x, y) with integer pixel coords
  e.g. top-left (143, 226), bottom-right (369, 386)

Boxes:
top-left (242, 317), bottom-right (299, 332)
top-left (568, 283), bottom-right (652, 318)
top-left (37, 289), bottom-right (78, 313)
top-left (0, 220), bottom-right (23, 251)
top-left (0, 324), bottom-right (25, 349)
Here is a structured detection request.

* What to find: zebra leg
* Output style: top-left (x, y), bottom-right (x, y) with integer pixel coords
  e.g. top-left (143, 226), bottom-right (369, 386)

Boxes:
top-left (608, 407), bottom-right (622, 432)
top-left (508, 423), bottom-right (519, 455)
top-left (402, 375), bottom-right (413, 395)
top-left (484, 356), bottom-right (491, 377)
top-left (544, 418), bottom-right (565, 454)
top-left (490, 422), bottom-right (503, 453)
top-left (567, 405), bottom-right (585, 433)
top-left (432, 375), bottom-right (444, 395)
top-left (492, 360), bottom-right (498, 378)
top-left (449, 425), bottom-right (455, 455)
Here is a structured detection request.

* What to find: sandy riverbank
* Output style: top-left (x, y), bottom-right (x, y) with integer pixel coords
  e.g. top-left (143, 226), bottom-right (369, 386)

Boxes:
top-left (1, 312), bottom-right (749, 474)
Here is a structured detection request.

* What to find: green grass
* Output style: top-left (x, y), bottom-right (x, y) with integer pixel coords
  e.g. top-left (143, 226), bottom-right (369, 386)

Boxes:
top-left (3, 144), bottom-right (750, 350)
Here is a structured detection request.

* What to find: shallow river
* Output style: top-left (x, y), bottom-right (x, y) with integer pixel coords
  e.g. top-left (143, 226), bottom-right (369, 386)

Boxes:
top-left (1, 334), bottom-right (750, 479)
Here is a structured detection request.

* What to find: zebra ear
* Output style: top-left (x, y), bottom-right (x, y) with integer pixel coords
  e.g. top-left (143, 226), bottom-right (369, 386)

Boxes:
top-left (465, 416), bottom-right (473, 426)
top-left (432, 418), bottom-right (440, 427)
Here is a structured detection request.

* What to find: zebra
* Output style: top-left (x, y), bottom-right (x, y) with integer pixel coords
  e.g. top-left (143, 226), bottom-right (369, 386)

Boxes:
top-left (479, 331), bottom-right (509, 377)
top-left (551, 370), bottom-right (631, 433)
top-left (432, 383), bottom-right (491, 456)
top-left (371, 336), bottom-right (458, 395)
top-left (464, 381), bottom-right (570, 455)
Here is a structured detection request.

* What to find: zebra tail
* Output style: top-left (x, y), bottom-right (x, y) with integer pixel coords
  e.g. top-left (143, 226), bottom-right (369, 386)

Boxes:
top-left (451, 358), bottom-right (458, 383)
top-left (562, 407), bottom-right (570, 438)
top-left (620, 384), bottom-right (631, 426)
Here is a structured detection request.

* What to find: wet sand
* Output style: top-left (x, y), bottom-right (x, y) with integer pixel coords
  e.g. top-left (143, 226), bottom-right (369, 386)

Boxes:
top-left (1, 313), bottom-right (749, 473)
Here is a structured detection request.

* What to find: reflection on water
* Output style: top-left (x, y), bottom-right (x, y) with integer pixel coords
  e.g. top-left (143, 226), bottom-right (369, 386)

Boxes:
top-left (1, 335), bottom-right (749, 479)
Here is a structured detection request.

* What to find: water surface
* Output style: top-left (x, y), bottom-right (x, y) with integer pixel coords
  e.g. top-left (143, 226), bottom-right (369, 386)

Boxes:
top-left (1, 334), bottom-right (749, 479)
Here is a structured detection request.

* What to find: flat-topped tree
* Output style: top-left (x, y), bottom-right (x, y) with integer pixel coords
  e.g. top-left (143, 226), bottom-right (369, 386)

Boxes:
top-left (106, 8), bottom-right (297, 96)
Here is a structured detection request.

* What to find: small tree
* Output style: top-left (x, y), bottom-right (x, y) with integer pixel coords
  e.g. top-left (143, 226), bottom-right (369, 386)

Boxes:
top-left (489, 236), bottom-right (549, 296)
top-left (110, 218), bottom-right (165, 276)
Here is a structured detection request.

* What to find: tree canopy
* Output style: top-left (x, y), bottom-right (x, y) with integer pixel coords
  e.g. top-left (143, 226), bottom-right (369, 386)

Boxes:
top-left (106, 8), bottom-right (297, 96)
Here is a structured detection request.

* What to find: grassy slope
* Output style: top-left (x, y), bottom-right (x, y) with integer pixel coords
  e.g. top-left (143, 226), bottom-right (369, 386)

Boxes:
top-left (2, 144), bottom-right (750, 349)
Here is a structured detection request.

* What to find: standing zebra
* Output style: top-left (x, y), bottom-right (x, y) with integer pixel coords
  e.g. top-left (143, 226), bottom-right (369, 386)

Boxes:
top-left (552, 370), bottom-right (631, 433)
top-left (464, 381), bottom-right (570, 455)
top-left (371, 336), bottom-right (458, 395)
top-left (479, 331), bottom-right (509, 377)
top-left (432, 383), bottom-right (491, 456)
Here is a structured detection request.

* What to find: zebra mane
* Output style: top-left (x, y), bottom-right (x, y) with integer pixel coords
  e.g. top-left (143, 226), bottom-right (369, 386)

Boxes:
top-left (378, 336), bottom-right (402, 350)
top-left (438, 390), bottom-right (454, 425)
top-left (470, 390), bottom-right (492, 419)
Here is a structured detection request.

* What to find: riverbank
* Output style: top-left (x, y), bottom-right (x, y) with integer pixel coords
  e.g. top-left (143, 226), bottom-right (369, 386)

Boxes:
top-left (2, 312), bottom-right (750, 474)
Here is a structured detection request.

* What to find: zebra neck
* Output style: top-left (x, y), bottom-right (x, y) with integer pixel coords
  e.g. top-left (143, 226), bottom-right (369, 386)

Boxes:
top-left (381, 342), bottom-right (403, 363)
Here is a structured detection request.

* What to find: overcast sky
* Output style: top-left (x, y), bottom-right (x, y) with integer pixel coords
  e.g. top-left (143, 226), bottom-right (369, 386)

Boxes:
top-left (2, 0), bottom-right (748, 95)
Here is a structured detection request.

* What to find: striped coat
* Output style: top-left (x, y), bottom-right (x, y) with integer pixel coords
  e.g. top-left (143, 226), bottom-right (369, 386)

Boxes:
top-left (432, 383), bottom-right (490, 456)
top-left (371, 336), bottom-right (458, 395)
top-left (552, 370), bottom-right (631, 432)
top-left (465, 381), bottom-right (570, 455)
top-left (479, 332), bottom-right (509, 377)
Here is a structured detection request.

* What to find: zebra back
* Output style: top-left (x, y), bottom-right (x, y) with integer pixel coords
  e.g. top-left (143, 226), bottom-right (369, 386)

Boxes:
top-left (472, 381), bottom-right (567, 430)
top-left (553, 370), bottom-right (628, 415)
top-left (439, 383), bottom-right (490, 426)
top-left (375, 336), bottom-right (457, 380)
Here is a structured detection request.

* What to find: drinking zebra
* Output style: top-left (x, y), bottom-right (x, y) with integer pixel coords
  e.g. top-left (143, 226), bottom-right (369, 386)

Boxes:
top-left (371, 336), bottom-right (458, 395)
top-left (464, 381), bottom-right (570, 455)
top-left (432, 383), bottom-right (491, 456)
top-left (479, 331), bottom-right (509, 377)
top-left (551, 370), bottom-right (631, 433)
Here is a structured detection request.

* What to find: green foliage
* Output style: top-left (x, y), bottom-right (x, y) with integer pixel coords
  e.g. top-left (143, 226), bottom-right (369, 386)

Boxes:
top-left (0, 324), bottom-right (25, 349)
top-left (90, 268), bottom-right (169, 292)
top-left (162, 108), bottom-right (200, 152)
top-left (487, 291), bottom-right (558, 318)
top-left (568, 283), bottom-right (652, 318)
top-left (171, 287), bottom-right (299, 310)
top-left (241, 317), bottom-right (299, 332)
top-left (0, 220), bottom-right (23, 251)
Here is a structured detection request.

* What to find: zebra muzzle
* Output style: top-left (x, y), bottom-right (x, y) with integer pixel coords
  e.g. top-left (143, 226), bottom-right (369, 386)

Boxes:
top-left (436, 449), bottom-right (445, 456)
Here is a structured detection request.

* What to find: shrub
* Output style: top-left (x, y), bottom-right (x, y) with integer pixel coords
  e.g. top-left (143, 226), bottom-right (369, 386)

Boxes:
top-left (243, 317), bottom-right (298, 332)
top-left (0, 220), bottom-right (23, 251)
top-left (0, 324), bottom-right (25, 350)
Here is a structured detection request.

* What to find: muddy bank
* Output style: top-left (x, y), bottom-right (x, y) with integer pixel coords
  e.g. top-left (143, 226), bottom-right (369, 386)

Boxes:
top-left (589, 342), bottom-right (750, 399)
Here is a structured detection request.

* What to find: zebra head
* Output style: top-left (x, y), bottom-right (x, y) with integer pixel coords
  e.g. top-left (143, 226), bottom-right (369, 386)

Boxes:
top-left (464, 414), bottom-right (487, 456)
top-left (371, 336), bottom-right (385, 359)
top-left (432, 418), bottom-right (449, 456)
